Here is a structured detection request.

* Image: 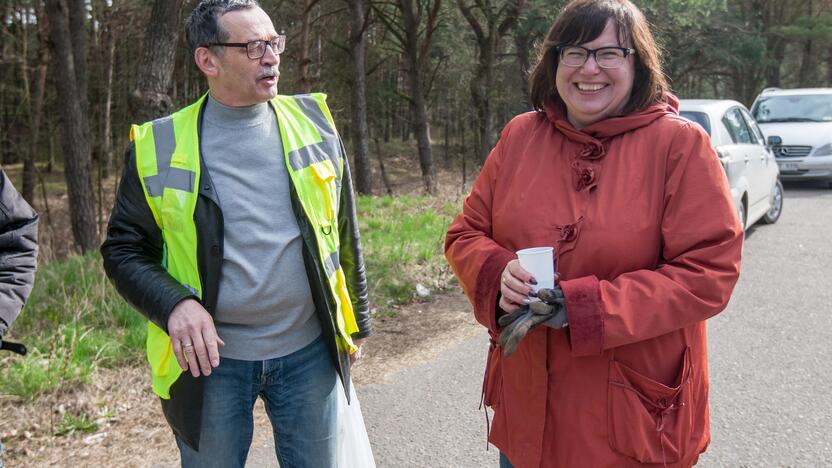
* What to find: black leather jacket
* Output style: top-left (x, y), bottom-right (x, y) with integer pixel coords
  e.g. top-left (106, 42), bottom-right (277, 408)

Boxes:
top-left (101, 116), bottom-right (371, 449)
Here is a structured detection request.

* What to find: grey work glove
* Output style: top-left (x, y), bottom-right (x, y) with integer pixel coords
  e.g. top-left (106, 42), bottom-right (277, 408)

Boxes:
top-left (497, 287), bottom-right (568, 357)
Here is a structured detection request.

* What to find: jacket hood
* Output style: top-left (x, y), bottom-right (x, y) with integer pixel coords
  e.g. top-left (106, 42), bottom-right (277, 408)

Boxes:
top-left (544, 93), bottom-right (680, 144)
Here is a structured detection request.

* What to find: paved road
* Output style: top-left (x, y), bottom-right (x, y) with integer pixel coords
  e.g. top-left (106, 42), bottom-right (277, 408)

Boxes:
top-left (250, 183), bottom-right (832, 467)
top-left (698, 182), bottom-right (832, 467)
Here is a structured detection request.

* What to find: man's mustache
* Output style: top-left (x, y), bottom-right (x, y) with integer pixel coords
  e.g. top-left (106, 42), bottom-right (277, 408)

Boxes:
top-left (256, 69), bottom-right (279, 80)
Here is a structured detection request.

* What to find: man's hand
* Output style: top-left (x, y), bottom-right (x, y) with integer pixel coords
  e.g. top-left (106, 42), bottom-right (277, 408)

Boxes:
top-left (349, 338), bottom-right (365, 367)
top-left (168, 299), bottom-right (225, 378)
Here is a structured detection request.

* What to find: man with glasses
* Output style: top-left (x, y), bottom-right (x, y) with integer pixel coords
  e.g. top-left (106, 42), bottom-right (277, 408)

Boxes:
top-left (101, 1), bottom-right (371, 466)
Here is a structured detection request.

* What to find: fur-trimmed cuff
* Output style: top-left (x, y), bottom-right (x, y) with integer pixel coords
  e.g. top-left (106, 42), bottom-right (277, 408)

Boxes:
top-left (474, 249), bottom-right (517, 333)
top-left (560, 275), bottom-right (604, 356)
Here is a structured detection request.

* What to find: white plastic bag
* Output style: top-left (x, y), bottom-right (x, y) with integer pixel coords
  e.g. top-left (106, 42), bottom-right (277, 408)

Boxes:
top-left (336, 380), bottom-right (376, 468)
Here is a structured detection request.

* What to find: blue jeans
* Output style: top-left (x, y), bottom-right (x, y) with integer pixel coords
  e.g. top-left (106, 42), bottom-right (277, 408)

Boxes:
top-left (176, 334), bottom-right (338, 468)
top-left (500, 452), bottom-right (515, 468)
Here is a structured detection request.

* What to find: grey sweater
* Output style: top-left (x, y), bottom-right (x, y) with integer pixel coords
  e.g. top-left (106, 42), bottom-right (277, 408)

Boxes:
top-left (201, 95), bottom-right (320, 360)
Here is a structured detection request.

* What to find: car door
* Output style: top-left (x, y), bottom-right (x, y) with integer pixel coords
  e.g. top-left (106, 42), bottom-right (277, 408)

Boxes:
top-left (739, 107), bottom-right (778, 208)
top-left (721, 108), bottom-right (761, 211)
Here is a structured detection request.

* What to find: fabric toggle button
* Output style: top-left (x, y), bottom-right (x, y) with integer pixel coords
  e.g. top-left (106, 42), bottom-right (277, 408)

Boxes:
top-left (559, 225), bottom-right (577, 242)
top-left (578, 141), bottom-right (605, 160)
top-left (556, 216), bottom-right (584, 244)
top-left (572, 162), bottom-right (596, 191)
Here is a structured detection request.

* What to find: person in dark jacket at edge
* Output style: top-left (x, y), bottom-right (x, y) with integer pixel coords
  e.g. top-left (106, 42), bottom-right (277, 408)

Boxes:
top-left (0, 168), bottom-right (39, 468)
top-left (100, 1), bottom-right (371, 466)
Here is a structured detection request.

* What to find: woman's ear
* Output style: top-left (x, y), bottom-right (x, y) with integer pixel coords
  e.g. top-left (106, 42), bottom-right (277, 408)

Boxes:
top-left (195, 47), bottom-right (220, 77)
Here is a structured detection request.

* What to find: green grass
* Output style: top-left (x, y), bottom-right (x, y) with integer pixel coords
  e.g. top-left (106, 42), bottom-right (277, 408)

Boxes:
top-left (56, 411), bottom-right (100, 436)
top-left (0, 253), bottom-right (146, 401)
top-left (356, 194), bottom-right (461, 313)
top-left (0, 193), bottom-right (462, 401)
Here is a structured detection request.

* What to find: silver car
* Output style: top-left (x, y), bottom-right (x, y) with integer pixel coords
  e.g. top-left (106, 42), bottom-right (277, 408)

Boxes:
top-left (750, 88), bottom-right (832, 187)
top-left (680, 99), bottom-right (784, 229)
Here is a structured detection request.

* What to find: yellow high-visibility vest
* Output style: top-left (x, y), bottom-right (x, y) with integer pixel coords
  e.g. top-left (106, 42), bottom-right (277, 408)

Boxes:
top-left (130, 93), bottom-right (359, 399)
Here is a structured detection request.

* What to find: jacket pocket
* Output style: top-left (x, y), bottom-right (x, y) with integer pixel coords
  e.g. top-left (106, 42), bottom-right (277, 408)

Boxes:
top-left (608, 347), bottom-right (693, 464)
top-left (482, 338), bottom-right (503, 408)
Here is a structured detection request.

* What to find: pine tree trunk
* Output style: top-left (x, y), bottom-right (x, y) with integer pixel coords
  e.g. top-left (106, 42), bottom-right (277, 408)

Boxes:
top-left (798, 39), bottom-right (815, 88)
top-left (45, 0), bottom-right (99, 252)
top-left (297, 0), bottom-right (319, 93)
top-left (129, 0), bottom-right (185, 123)
top-left (24, 2), bottom-right (49, 203)
top-left (444, 88), bottom-right (450, 169)
top-left (68, 0), bottom-right (87, 113)
top-left (400, 0), bottom-right (436, 194)
top-left (347, 0), bottom-right (372, 195)
top-left (764, 32), bottom-right (786, 87)
top-left (457, 0), bottom-right (523, 163)
top-left (514, 22), bottom-right (533, 109)
top-left (101, 6), bottom-right (116, 179)
top-left (470, 42), bottom-right (495, 164)
top-left (797, 0), bottom-right (815, 88)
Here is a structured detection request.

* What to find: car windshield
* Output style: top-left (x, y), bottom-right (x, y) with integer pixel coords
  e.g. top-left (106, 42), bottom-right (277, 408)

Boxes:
top-left (752, 94), bottom-right (832, 123)
top-left (680, 111), bottom-right (711, 136)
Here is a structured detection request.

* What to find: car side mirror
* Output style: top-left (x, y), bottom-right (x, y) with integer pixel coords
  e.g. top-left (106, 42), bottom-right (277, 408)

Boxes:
top-left (767, 135), bottom-right (782, 146)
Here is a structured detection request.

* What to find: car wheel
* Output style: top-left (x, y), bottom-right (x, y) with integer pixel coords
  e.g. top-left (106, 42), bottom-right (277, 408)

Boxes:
top-left (737, 198), bottom-right (746, 231)
top-left (761, 179), bottom-right (784, 224)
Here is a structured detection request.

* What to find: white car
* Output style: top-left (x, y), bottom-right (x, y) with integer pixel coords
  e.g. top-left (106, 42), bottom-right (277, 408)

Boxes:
top-left (750, 88), bottom-right (832, 187)
top-left (680, 99), bottom-right (784, 229)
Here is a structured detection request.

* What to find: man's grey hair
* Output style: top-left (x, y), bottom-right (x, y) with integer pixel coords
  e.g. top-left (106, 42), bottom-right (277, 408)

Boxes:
top-left (185, 0), bottom-right (261, 56)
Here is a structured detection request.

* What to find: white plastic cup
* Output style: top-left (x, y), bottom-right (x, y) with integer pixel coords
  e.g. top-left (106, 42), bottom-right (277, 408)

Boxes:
top-left (516, 247), bottom-right (555, 292)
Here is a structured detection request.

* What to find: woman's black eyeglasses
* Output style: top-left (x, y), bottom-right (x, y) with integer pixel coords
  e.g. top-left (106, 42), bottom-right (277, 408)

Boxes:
top-left (556, 45), bottom-right (636, 69)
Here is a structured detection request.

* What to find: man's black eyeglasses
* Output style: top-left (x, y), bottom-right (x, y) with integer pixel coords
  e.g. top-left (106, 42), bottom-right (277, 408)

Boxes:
top-left (203, 35), bottom-right (286, 60)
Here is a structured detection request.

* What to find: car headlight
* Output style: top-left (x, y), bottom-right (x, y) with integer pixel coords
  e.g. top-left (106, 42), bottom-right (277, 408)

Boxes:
top-left (813, 143), bottom-right (832, 157)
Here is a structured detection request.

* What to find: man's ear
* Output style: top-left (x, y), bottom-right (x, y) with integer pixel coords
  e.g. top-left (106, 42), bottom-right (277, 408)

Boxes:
top-left (195, 47), bottom-right (220, 77)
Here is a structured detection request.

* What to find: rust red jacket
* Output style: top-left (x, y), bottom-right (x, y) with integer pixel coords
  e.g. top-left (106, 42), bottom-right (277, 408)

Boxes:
top-left (445, 96), bottom-right (743, 467)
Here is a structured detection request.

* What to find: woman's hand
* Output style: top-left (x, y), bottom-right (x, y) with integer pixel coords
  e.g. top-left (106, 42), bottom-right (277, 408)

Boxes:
top-left (498, 259), bottom-right (538, 314)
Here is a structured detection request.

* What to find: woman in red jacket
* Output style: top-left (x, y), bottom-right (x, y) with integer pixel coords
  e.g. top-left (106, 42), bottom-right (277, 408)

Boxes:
top-left (444, 1), bottom-right (743, 467)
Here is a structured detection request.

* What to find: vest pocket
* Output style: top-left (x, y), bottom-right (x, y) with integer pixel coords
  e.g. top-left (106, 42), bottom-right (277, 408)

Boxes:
top-left (160, 190), bottom-right (190, 233)
top-left (308, 160), bottom-right (339, 225)
top-left (607, 347), bottom-right (693, 464)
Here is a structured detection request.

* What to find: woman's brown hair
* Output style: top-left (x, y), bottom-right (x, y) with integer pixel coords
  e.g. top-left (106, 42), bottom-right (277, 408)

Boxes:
top-left (528, 0), bottom-right (669, 114)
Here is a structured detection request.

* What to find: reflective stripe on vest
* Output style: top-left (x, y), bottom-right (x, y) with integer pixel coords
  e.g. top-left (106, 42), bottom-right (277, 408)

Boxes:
top-left (130, 93), bottom-right (359, 399)
top-left (272, 94), bottom-right (359, 357)
top-left (131, 95), bottom-right (205, 399)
